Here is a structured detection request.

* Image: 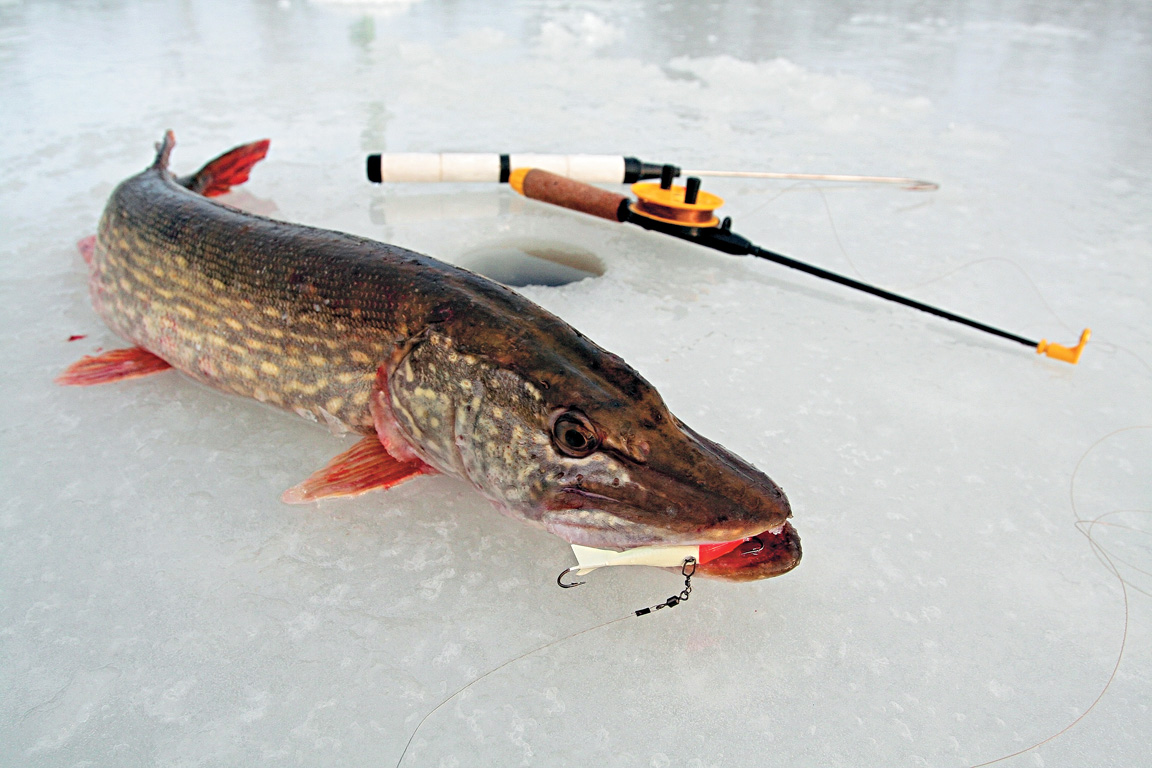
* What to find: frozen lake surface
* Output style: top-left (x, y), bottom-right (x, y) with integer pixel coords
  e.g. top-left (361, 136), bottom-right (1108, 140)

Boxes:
top-left (2, 0), bottom-right (1150, 765)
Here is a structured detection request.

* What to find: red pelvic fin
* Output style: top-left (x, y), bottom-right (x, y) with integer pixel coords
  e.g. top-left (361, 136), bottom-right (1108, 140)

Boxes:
top-left (56, 346), bottom-right (173, 386)
top-left (77, 235), bottom-right (96, 264)
top-left (281, 434), bottom-right (435, 504)
top-left (184, 139), bottom-right (271, 197)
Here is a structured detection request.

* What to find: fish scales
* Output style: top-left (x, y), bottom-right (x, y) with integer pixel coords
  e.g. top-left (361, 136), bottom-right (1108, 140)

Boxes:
top-left (91, 146), bottom-right (624, 431)
top-left (70, 134), bottom-right (801, 580)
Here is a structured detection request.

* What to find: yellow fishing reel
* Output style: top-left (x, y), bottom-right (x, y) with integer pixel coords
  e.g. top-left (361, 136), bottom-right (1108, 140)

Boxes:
top-left (629, 167), bottom-right (725, 228)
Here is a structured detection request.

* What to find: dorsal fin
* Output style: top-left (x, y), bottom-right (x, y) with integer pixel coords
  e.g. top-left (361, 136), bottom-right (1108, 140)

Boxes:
top-left (152, 129), bottom-right (176, 170)
top-left (179, 138), bottom-right (271, 197)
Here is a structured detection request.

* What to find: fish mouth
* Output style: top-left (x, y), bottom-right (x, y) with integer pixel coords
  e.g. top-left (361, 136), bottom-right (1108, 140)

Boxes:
top-left (544, 485), bottom-right (785, 548)
top-left (544, 510), bottom-right (802, 582)
top-left (691, 521), bottom-right (802, 581)
top-left (538, 416), bottom-right (799, 581)
top-left (541, 489), bottom-right (801, 582)
top-left (542, 450), bottom-right (794, 549)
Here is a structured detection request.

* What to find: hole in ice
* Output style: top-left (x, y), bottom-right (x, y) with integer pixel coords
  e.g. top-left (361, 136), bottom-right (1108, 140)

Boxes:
top-left (457, 239), bottom-right (604, 287)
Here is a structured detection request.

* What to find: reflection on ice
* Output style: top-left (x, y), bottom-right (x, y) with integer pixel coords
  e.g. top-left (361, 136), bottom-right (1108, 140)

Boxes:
top-left (457, 239), bottom-right (604, 287)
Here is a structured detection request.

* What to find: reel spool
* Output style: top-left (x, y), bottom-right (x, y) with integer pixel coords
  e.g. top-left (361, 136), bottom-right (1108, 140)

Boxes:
top-left (630, 166), bottom-right (724, 228)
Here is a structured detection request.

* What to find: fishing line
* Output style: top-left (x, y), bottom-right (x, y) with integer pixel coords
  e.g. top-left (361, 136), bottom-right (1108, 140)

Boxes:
top-left (685, 178), bottom-right (1133, 377)
top-left (367, 154), bottom-right (1093, 362)
top-left (722, 180), bottom-right (866, 280)
top-left (812, 183), bottom-right (862, 280)
top-left (737, 180), bottom-right (1081, 339)
top-left (1094, 342), bottom-right (1152, 378)
top-left (393, 562), bottom-right (699, 767)
top-left (959, 424), bottom-right (1149, 768)
top-left (1071, 426), bottom-right (1152, 586)
top-left (390, 438), bottom-right (1145, 767)
top-left (964, 578), bottom-right (1128, 768)
top-left (788, 186), bottom-right (1152, 380)
top-left (746, 164), bottom-right (1149, 764)
top-left (737, 181), bottom-right (1152, 384)
top-left (385, 171), bottom-right (1143, 765)
top-left (503, 168), bottom-right (1090, 362)
top-left (1078, 511), bottom-right (1152, 599)
top-left (391, 428), bottom-right (1147, 768)
top-left (392, 614), bottom-right (632, 767)
top-left (365, 152), bottom-right (938, 190)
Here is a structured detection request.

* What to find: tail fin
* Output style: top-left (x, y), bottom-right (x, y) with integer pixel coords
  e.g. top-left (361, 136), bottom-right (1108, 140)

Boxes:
top-left (180, 138), bottom-right (271, 197)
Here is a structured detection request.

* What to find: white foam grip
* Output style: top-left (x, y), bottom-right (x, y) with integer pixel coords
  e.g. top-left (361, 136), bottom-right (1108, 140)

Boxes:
top-left (378, 153), bottom-right (500, 182)
top-left (508, 154), bottom-right (625, 183)
top-left (377, 153), bottom-right (626, 183)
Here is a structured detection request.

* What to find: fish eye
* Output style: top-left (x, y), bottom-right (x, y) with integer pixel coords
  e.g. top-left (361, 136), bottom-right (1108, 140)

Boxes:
top-left (551, 411), bottom-right (599, 458)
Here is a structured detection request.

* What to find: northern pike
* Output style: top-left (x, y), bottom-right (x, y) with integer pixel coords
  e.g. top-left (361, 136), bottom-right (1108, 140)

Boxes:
top-left (60, 133), bottom-right (801, 581)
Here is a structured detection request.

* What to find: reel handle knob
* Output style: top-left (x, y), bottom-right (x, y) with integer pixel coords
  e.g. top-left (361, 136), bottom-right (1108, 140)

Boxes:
top-left (684, 177), bottom-right (702, 205)
top-left (509, 168), bottom-right (630, 222)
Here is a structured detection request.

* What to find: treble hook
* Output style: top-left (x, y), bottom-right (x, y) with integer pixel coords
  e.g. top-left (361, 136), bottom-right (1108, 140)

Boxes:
top-left (557, 566), bottom-right (586, 588)
top-left (742, 536), bottom-right (765, 557)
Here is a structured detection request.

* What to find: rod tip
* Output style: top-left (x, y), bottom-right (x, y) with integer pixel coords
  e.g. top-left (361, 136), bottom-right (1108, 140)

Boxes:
top-left (1037, 328), bottom-right (1091, 364)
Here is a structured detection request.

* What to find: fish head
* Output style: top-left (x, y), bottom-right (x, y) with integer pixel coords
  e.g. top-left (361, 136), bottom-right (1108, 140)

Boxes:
top-left (382, 328), bottom-right (800, 581)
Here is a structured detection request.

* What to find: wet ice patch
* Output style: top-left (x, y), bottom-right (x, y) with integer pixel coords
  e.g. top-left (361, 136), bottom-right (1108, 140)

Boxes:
top-left (457, 239), bottom-right (604, 287)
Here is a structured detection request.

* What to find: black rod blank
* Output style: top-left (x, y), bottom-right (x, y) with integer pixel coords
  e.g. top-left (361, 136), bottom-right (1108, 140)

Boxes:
top-left (747, 246), bottom-right (1037, 348)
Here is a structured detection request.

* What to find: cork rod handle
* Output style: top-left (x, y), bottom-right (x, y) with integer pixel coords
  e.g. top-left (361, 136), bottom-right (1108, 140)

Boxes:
top-left (509, 168), bottom-right (630, 222)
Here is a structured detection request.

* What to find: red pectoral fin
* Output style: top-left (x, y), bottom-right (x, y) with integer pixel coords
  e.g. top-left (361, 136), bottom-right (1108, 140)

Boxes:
top-left (56, 346), bottom-right (173, 386)
top-left (282, 435), bottom-right (435, 504)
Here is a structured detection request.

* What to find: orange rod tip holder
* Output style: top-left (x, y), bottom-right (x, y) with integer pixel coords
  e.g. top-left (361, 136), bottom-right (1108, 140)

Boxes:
top-left (1037, 328), bottom-right (1091, 364)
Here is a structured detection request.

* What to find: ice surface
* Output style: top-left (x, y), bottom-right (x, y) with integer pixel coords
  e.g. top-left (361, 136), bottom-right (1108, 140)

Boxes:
top-left (1, 0), bottom-right (1150, 765)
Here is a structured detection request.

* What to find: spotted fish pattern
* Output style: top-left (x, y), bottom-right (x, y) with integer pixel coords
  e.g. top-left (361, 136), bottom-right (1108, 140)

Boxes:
top-left (69, 133), bottom-right (801, 581)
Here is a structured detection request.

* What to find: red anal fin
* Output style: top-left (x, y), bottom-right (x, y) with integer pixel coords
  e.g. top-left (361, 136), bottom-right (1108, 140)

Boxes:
top-left (282, 435), bottom-right (435, 504)
top-left (77, 235), bottom-right (96, 264)
top-left (186, 139), bottom-right (271, 197)
top-left (56, 346), bottom-right (172, 386)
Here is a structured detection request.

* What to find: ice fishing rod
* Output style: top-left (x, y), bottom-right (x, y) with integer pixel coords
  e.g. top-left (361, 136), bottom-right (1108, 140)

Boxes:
top-left (506, 166), bottom-right (1090, 364)
top-left (366, 152), bottom-right (938, 191)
